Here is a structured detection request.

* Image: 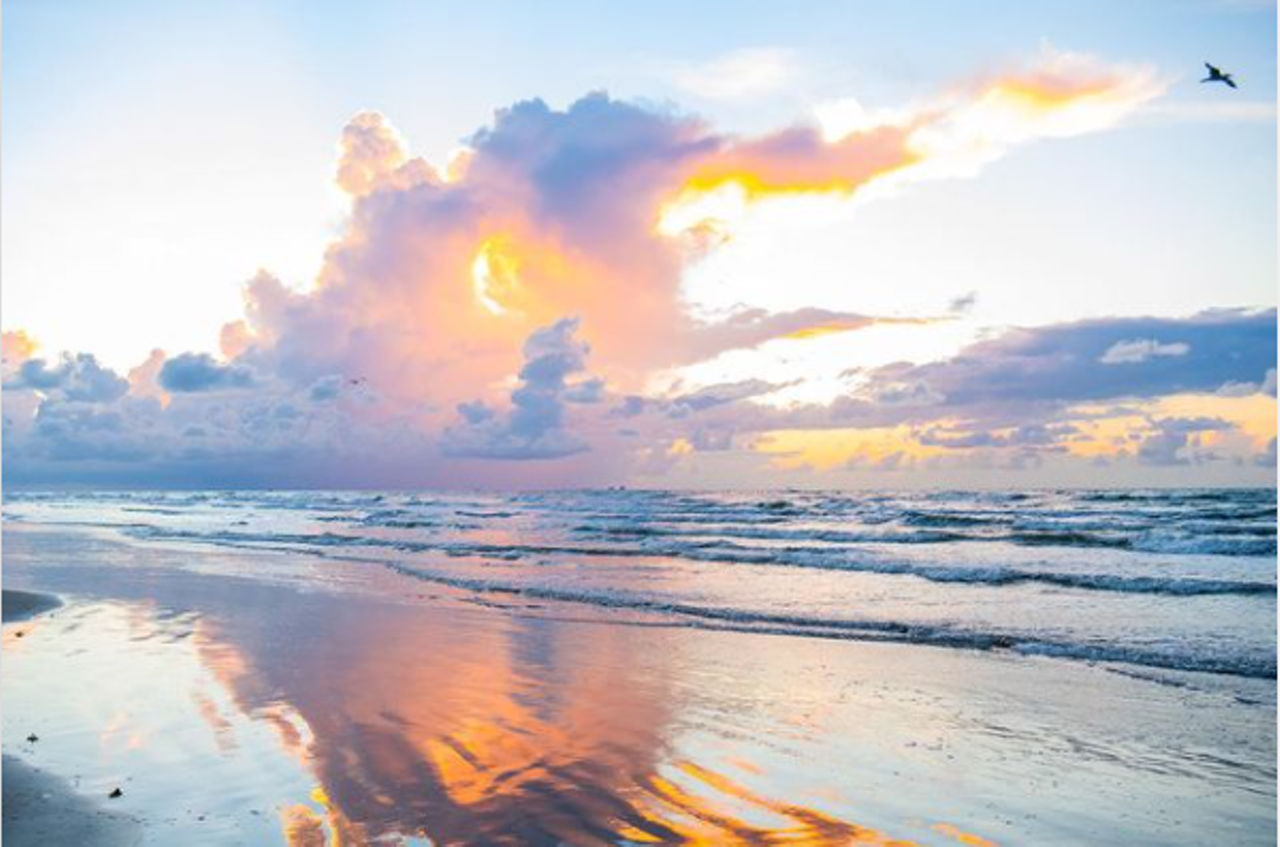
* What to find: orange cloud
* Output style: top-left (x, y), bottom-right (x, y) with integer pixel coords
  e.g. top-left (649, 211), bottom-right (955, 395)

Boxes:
top-left (661, 48), bottom-right (1162, 233)
top-left (2, 329), bottom-right (38, 378)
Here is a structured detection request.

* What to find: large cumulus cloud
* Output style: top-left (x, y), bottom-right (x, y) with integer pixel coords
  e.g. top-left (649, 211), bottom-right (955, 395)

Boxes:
top-left (225, 48), bottom-right (1162, 417)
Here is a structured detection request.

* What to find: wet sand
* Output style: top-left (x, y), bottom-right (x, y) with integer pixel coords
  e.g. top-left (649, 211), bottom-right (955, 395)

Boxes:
top-left (2, 755), bottom-right (141, 847)
top-left (4, 589), bottom-right (141, 846)
top-left (1, 522), bottom-right (1274, 845)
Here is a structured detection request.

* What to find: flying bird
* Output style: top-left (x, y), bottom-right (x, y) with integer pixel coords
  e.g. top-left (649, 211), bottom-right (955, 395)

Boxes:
top-left (1201, 62), bottom-right (1237, 89)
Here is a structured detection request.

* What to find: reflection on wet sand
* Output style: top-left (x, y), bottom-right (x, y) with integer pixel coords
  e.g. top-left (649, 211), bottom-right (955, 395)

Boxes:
top-left (191, 591), bottom-right (928, 846)
top-left (5, 523), bottom-right (1275, 846)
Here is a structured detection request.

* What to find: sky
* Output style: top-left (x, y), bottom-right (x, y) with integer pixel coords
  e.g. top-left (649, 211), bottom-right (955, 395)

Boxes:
top-left (2, 0), bottom-right (1276, 488)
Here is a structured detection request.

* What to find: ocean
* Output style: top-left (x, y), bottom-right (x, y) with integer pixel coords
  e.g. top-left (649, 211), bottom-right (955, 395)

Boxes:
top-left (6, 488), bottom-right (1276, 682)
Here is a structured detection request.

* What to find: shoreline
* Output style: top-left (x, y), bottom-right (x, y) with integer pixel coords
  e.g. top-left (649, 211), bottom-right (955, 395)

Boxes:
top-left (2, 589), bottom-right (62, 624)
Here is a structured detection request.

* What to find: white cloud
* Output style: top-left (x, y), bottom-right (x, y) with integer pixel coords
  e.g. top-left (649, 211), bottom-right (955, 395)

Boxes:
top-left (1099, 338), bottom-right (1190, 364)
top-left (662, 47), bottom-right (801, 100)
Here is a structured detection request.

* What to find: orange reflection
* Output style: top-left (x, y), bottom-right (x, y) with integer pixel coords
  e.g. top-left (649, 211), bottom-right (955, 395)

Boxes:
top-left (932, 821), bottom-right (1000, 846)
top-left (281, 803), bottom-right (328, 847)
top-left (2, 618), bottom-right (44, 651)
top-left (184, 584), bottom-right (969, 845)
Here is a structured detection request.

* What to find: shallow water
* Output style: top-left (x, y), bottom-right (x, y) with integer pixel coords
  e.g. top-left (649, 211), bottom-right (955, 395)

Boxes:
top-left (2, 490), bottom-right (1276, 845)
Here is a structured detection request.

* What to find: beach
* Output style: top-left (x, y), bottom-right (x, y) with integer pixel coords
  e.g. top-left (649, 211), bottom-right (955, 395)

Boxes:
top-left (1, 490), bottom-right (1275, 845)
top-left (4, 0), bottom-right (1276, 842)
top-left (3, 588), bottom-right (141, 846)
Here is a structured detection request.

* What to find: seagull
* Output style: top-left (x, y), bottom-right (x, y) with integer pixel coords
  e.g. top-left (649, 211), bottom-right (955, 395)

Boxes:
top-left (1201, 62), bottom-right (1237, 89)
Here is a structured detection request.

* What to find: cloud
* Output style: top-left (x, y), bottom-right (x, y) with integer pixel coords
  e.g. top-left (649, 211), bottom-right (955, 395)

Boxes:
top-left (335, 111), bottom-right (439, 197)
top-left (3, 46), bottom-right (1268, 489)
top-left (660, 47), bottom-right (802, 101)
top-left (28, 399), bottom-right (155, 463)
top-left (5, 353), bottom-right (130, 403)
top-left (685, 308), bottom-right (888, 360)
top-left (902, 46), bottom-right (1164, 177)
top-left (662, 45), bottom-right (1162, 228)
top-left (1136, 416), bottom-right (1233, 466)
top-left (228, 47), bottom-right (1162, 419)
top-left (563, 378), bottom-right (605, 404)
top-left (308, 375), bottom-right (344, 403)
top-left (948, 292), bottom-right (978, 314)
top-left (1099, 338), bottom-right (1190, 364)
top-left (1255, 438), bottom-right (1277, 468)
top-left (127, 349), bottom-right (168, 400)
top-left (3, 351), bottom-right (449, 487)
top-left (865, 380), bottom-right (946, 408)
top-left (627, 308), bottom-right (1276, 478)
top-left (442, 318), bottom-right (598, 460)
top-left (1219, 368), bottom-right (1280, 398)
top-left (159, 353), bottom-right (257, 393)
top-left (917, 422), bottom-right (1078, 449)
top-left (2, 330), bottom-right (38, 378)
top-left (1143, 100), bottom-right (1278, 125)
top-left (874, 309), bottom-right (1273, 408)
top-left (668, 379), bottom-right (786, 414)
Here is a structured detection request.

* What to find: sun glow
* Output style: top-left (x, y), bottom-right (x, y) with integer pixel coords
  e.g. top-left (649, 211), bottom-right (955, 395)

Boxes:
top-left (470, 237), bottom-right (522, 317)
top-left (756, 426), bottom-right (951, 471)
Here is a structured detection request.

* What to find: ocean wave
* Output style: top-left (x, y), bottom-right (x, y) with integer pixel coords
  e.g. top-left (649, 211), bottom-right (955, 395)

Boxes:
top-left (1132, 535), bottom-right (1277, 557)
top-left (574, 520), bottom-right (1275, 556)
top-left (663, 544), bottom-right (1274, 596)
top-left (901, 511), bottom-right (1012, 528)
top-left (573, 523), bottom-right (971, 545)
top-left (117, 523), bottom-right (1276, 597)
top-left (367, 560), bottom-right (1280, 680)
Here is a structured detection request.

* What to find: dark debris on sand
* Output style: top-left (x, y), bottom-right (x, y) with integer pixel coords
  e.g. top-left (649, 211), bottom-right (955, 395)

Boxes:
top-left (3, 756), bottom-right (141, 846)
